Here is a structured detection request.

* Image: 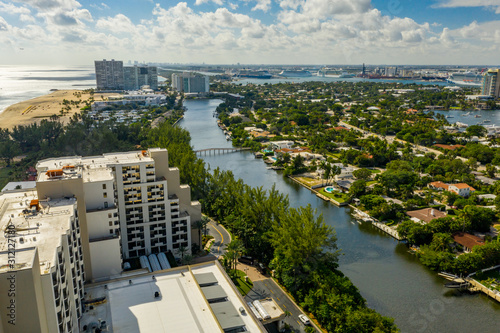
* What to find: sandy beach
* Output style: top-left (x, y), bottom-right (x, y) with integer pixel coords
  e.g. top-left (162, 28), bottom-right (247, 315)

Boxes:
top-left (0, 90), bottom-right (112, 130)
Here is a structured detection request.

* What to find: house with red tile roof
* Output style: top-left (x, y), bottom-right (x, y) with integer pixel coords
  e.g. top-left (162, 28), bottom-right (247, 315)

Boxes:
top-left (406, 208), bottom-right (447, 224)
top-left (433, 144), bottom-right (464, 150)
top-left (428, 181), bottom-right (449, 191)
top-left (448, 183), bottom-right (475, 197)
top-left (452, 232), bottom-right (485, 253)
top-left (428, 181), bottom-right (475, 197)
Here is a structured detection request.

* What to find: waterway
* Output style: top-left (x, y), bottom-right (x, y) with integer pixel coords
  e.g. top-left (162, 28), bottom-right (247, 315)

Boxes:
top-left (180, 99), bottom-right (500, 333)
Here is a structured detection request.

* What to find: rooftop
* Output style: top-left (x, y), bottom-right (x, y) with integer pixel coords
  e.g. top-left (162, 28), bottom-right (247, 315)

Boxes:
top-left (80, 261), bottom-right (264, 333)
top-left (452, 232), bottom-right (485, 250)
top-left (0, 191), bottom-right (76, 274)
top-left (406, 208), bottom-right (447, 224)
top-left (36, 149), bottom-right (161, 183)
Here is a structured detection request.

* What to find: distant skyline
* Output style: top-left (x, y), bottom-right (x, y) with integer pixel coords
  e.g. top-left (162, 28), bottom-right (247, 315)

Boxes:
top-left (1, 0), bottom-right (500, 65)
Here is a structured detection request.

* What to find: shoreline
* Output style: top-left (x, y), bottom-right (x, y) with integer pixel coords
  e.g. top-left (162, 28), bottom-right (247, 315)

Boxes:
top-left (0, 89), bottom-right (112, 130)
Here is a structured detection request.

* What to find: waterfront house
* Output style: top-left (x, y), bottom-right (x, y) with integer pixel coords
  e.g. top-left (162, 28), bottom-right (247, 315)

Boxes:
top-left (270, 140), bottom-right (294, 150)
top-left (452, 232), bottom-right (485, 253)
top-left (406, 208), bottom-right (447, 224)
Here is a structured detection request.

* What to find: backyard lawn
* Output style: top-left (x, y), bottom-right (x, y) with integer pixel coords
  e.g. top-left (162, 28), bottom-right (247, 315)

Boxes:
top-left (475, 269), bottom-right (500, 292)
top-left (319, 188), bottom-right (349, 203)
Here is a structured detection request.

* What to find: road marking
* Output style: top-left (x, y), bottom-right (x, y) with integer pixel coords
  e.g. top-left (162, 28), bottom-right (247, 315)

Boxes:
top-left (277, 297), bottom-right (280, 301)
top-left (212, 223), bottom-right (224, 254)
top-left (282, 304), bottom-right (286, 308)
top-left (270, 290), bottom-right (274, 294)
top-left (297, 320), bottom-right (300, 325)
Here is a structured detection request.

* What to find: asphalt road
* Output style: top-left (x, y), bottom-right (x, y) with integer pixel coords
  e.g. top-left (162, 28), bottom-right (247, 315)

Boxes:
top-left (245, 278), bottom-right (318, 333)
top-left (207, 220), bottom-right (231, 258)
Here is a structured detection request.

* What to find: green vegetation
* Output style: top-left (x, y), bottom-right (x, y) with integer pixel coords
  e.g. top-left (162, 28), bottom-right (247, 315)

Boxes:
top-left (319, 188), bottom-right (349, 203)
top-left (232, 269), bottom-right (253, 296)
top-left (475, 269), bottom-right (500, 292)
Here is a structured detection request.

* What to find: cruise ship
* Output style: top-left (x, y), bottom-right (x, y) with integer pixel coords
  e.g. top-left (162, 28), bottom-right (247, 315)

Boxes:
top-left (447, 71), bottom-right (483, 87)
top-left (279, 70), bottom-right (312, 77)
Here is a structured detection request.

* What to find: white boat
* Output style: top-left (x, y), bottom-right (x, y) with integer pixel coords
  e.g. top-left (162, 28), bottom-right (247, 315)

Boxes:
top-left (446, 115), bottom-right (454, 118)
top-left (475, 115), bottom-right (482, 118)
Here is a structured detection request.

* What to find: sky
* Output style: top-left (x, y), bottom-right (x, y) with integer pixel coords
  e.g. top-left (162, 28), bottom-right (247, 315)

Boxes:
top-left (1, 0), bottom-right (500, 65)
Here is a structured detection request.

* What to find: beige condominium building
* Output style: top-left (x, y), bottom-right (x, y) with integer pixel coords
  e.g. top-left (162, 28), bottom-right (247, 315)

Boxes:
top-left (35, 148), bottom-right (201, 281)
top-left (0, 148), bottom-right (201, 333)
top-left (0, 194), bottom-right (84, 333)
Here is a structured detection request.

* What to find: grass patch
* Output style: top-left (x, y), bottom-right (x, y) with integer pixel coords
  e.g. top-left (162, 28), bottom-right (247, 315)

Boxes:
top-left (295, 176), bottom-right (323, 187)
top-left (475, 269), bottom-right (500, 292)
top-left (369, 169), bottom-right (381, 174)
top-left (366, 181), bottom-right (377, 186)
top-left (231, 269), bottom-right (253, 296)
top-left (319, 188), bottom-right (349, 203)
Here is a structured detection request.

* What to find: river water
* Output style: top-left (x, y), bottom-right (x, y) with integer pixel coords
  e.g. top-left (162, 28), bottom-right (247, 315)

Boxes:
top-left (180, 99), bottom-right (500, 333)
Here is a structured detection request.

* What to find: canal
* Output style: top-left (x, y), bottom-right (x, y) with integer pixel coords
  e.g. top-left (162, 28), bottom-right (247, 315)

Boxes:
top-left (180, 99), bottom-right (500, 333)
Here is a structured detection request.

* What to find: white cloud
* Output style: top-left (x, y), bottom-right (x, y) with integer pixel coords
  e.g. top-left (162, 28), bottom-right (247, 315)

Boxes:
top-left (434, 0), bottom-right (500, 14)
top-left (0, 15), bottom-right (9, 30)
top-left (195, 0), bottom-right (224, 5)
top-left (14, 0), bottom-right (82, 11)
top-left (1, 0), bottom-right (500, 64)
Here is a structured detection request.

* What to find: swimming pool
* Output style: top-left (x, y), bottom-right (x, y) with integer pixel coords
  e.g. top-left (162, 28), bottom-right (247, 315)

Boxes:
top-left (324, 186), bottom-right (337, 193)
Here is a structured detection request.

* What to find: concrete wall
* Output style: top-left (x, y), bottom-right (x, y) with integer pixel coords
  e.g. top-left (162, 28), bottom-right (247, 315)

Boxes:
top-left (89, 238), bottom-right (122, 279)
top-left (0, 249), bottom-right (49, 333)
top-left (83, 180), bottom-right (114, 210)
top-left (87, 209), bottom-right (119, 239)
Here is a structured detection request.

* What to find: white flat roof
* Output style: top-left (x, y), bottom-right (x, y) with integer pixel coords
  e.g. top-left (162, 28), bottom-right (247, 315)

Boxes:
top-left (81, 262), bottom-right (263, 333)
top-left (36, 150), bottom-right (162, 182)
top-left (0, 191), bottom-right (76, 274)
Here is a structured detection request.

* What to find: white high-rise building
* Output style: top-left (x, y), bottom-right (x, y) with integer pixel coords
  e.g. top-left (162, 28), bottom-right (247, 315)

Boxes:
top-left (481, 69), bottom-right (500, 98)
top-left (172, 72), bottom-right (210, 93)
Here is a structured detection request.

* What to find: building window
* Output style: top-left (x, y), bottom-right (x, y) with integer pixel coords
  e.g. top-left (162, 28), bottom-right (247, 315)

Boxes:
top-left (110, 230), bottom-right (113, 234)
top-left (103, 192), bottom-right (107, 198)
top-left (102, 184), bottom-right (107, 190)
top-left (104, 202), bottom-right (108, 208)
top-left (108, 213), bottom-right (112, 218)
top-left (109, 221), bottom-right (112, 226)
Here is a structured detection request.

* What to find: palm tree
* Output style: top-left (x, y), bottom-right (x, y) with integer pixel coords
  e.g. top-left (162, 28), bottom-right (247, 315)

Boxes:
top-left (225, 240), bottom-right (244, 272)
top-left (201, 215), bottom-right (210, 237)
top-left (177, 245), bottom-right (188, 263)
top-left (193, 220), bottom-right (204, 250)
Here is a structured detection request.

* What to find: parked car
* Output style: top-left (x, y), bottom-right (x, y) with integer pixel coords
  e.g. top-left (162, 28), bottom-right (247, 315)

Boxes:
top-left (238, 255), bottom-right (254, 265)
top-left (298, 314), bottom-right (310, 325)
top-left (257, 262), bottom-right (266, 274)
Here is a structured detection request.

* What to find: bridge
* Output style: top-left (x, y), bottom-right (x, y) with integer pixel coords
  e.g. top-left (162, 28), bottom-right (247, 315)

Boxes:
top-left (194, 147), bottom-right (251, 155)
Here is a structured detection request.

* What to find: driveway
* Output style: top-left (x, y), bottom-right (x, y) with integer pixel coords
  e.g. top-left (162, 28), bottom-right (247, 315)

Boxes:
top-left (206, 220), bottom-right (231, 258)
top-left (245, 278), bottom-right (319, 333)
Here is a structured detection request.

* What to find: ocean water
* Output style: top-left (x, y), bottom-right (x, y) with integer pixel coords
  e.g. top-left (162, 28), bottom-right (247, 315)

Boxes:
top-left (0, 65), bottom-right (96, 114)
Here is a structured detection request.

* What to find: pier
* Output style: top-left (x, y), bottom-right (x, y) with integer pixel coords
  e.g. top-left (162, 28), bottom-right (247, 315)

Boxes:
top-left (194, 147), bottom-right (251, 155)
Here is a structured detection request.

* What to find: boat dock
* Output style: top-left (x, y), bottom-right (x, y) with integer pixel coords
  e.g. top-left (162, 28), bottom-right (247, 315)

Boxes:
top-left (351, 207), bottom-right (402, 240)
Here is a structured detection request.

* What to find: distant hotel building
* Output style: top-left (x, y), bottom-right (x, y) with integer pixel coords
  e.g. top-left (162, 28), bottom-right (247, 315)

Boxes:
top-left (95, 59), bottom-right (158, 90)
top-left (0, 148), bottom-right (201, 333)
top-left (481, 69), bottom-right (500, 98)
top-left (172, 72), bottom-right (209, 93)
